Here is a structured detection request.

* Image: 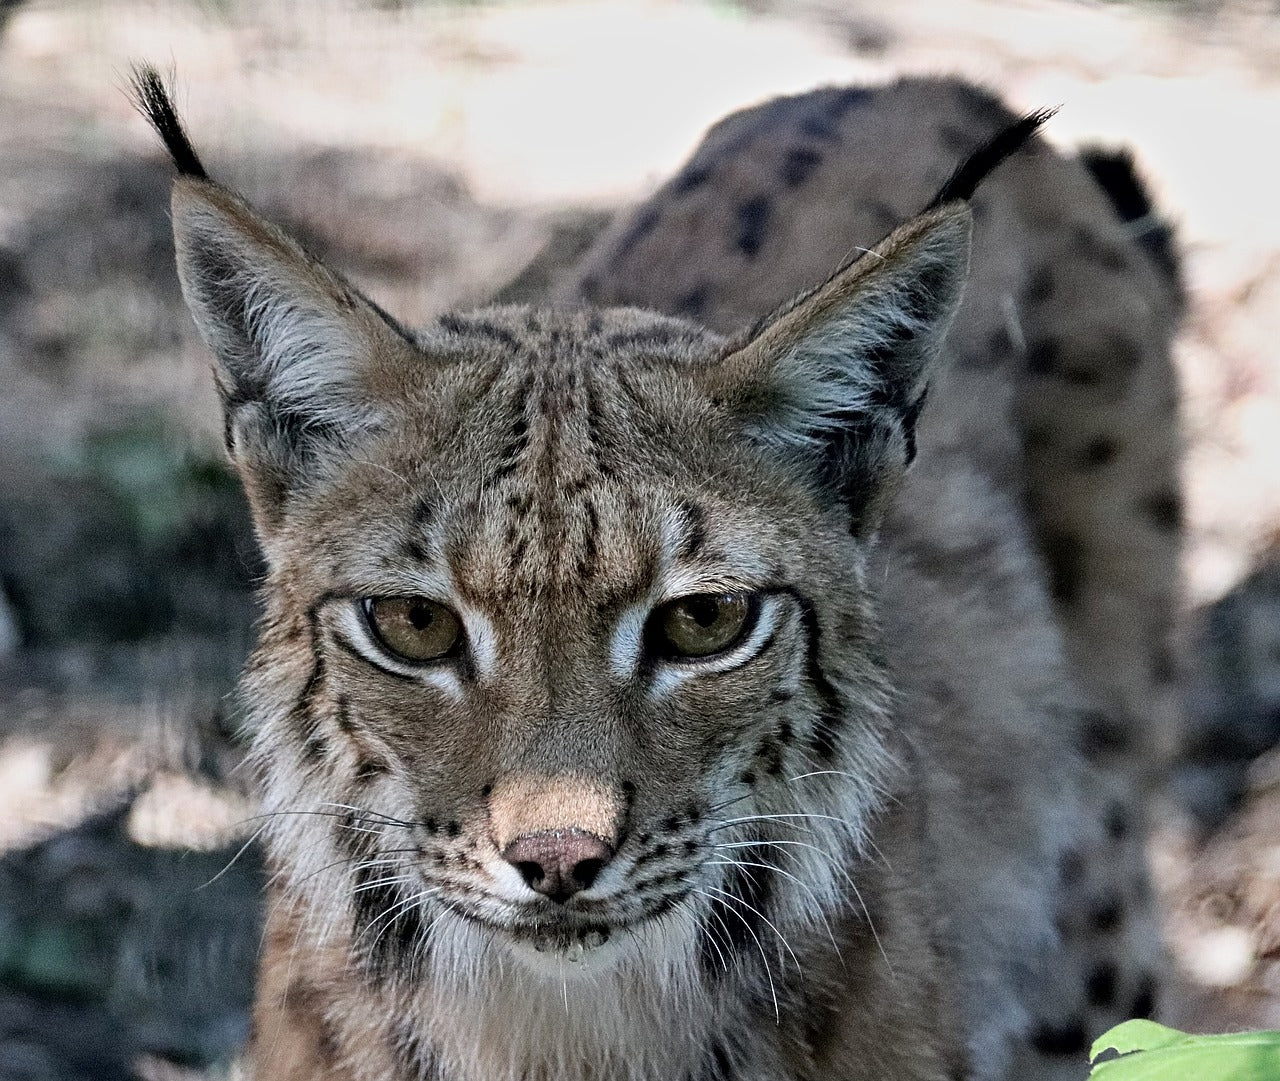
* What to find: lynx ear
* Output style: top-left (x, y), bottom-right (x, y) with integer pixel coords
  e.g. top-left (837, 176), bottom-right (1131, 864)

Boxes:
top-left (701, 203), bottom-right (971, 535)
top-left (171, 178), bottom-right (413, 525)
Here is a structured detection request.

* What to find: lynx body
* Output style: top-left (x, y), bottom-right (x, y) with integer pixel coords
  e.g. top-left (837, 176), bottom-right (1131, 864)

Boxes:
top-left (134, 72), bottom-right (1179, 1081)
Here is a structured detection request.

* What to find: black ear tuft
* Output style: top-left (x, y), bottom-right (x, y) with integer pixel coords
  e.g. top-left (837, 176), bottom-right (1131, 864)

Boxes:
top-left (926, 106), bottom-right (1058, 208)
top-left (703, 204), bottom-right (971, 536)
top-left (128, 63), bottom-right (209, 180)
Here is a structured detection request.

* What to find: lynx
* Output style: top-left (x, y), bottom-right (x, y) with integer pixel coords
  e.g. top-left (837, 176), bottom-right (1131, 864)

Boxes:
top-left (132, 67), bottom-right (1177, 1081)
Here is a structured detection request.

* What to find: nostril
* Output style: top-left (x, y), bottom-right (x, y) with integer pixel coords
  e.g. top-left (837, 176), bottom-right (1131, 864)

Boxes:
top-left (501, 829), bottom-right (615, 903)
top-left (515, 860), bottom-right (545, 890)
top-left (571, 857), bottom-right (605, 891)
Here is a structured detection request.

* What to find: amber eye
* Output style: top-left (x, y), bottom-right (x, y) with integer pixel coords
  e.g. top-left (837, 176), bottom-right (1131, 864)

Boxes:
top-left (362, 597), bottom-right (463, 663)
top-left (649, 593), bottom-right (755, 660)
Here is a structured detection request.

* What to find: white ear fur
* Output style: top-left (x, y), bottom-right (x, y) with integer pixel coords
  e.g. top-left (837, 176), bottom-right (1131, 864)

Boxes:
top-left (170, 179), bottom-right (411, 521)
top-left (702, 204), bottom-right (972, 531)
top-left (173, 179), bottom-right (397, 435)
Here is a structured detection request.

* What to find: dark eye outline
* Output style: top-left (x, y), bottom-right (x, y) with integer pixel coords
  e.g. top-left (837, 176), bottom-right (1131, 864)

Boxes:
top-left (359, 596), bottom-right (466, 666)
top-left (643, 592), bottom-right (761, 663)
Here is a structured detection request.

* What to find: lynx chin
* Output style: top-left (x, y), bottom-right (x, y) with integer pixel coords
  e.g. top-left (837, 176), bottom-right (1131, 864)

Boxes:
top-left (133, 64), bottom-right (1180, 1081)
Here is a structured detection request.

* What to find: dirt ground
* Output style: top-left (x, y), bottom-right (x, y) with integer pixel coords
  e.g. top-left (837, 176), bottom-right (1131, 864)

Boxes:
top-left (1, 0), bottom-right (1280, 1077)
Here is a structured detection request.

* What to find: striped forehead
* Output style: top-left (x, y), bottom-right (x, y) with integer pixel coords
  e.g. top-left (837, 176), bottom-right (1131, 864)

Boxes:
top-left (445, 478), bottom-right (777, 627)
top-left (416, 309), bottom-right (709, 593)
top-left (429, 306), bottom-right (717, 468)
top-left (452, 477), bottom-right (660, 605)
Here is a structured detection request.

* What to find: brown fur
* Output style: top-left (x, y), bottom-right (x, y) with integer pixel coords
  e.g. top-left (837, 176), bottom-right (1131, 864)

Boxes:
top-left (139, 74), bottom-right (1177, 1081)
top-left (567, 77), bottom-right (1185, 785)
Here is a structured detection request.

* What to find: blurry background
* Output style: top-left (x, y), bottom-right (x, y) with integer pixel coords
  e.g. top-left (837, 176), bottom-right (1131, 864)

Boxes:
top-left (1, 0), bottom-right (1279, 1077)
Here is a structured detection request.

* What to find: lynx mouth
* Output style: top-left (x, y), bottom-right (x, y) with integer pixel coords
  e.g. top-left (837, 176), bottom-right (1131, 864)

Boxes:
top-left (516, 926), bottom-right (612, 957)
top-left (493, 922), bottom-right (625, 971)
top-left (453, 888), bottom-right (692, 962)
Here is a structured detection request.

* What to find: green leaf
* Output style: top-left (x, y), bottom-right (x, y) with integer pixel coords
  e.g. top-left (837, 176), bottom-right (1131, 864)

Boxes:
top-left (1089, 1022), bottom-right (1280, 1081)
top-left (1091, 1021), bottom-right (1191, 1058)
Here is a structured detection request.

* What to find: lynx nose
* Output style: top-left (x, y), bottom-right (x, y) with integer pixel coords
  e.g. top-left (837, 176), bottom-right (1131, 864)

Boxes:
top-left (502, 829), bottom-right (614, 904)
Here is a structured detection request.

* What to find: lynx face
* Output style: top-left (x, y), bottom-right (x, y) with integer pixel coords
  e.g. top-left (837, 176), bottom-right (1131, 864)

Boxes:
top-left (249, 310), bottom-right (880, 977)
top-left (166, 169), bottom-right (970, 984)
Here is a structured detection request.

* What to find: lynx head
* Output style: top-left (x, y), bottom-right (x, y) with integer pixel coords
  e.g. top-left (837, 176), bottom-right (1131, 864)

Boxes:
top-left (134, 68), bottom-right (973, 1002)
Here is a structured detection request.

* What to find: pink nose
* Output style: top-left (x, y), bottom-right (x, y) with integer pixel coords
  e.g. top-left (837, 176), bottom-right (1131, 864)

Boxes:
top-left (502, 829), bottom-right (614, 904)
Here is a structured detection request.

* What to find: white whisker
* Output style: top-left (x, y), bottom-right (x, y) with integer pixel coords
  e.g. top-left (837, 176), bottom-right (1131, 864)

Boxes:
top-left (702, 884), bottom-right (802, 976)
top-left (707, 811), bottom-right (852, 832)
top-left (693, 888), bottom-right (780, 1022)
top-left (197, 823), bottom-right (267, 890)
top-left (712, 837), bottom-right (889, 970)
top-left (706, 857), bottom-right (843, 964)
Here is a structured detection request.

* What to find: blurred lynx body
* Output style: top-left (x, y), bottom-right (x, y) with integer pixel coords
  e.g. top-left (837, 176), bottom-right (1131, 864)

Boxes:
top-left (569, 79), bottom-right (1185, 784)
top-left (135, 72), bottom-right (1179, 1081)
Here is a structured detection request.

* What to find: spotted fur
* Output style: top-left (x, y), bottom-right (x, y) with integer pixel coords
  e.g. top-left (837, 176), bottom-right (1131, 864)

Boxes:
top-left (137, 70), bottom-right (1174, 1081)
top-left (569, 78), bottom-right (1185, 786)
top-left (566, 75), bottom-right (1181, 1081)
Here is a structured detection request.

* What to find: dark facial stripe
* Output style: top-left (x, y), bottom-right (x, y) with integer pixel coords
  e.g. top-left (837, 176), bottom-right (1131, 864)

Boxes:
top-left (603, 324), bottom-right (702, 352)
top-left (704, 1041), bottom-right (735, 1081)
top-left (676, 499), bottom-right (708, 561)
top-left (335, 697), bottom-right (390, 782)
top-left (711, 843), bottom-right (775, 957)
top-left (777, 589), bottom-right (846, 761)
top-left (756, 733), bottom-right (785, 777)
top-left (330, 633), bottom-right (421, 684)
top-left (583, 378), bottom-right (610, 456)
top-left (344, 825), bottom-right (431, 984)
top-left (578, 499), bottom-right (600, 580)
top-left (482, 372), bottom-right (537, 484)
top-left (288, 604), bottom-right (331, 762)
top-left (392, 1021), bottom-right (444, 1081)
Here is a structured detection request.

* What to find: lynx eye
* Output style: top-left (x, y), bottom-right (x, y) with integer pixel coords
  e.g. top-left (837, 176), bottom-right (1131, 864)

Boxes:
top-left (649, 593), bottom-right (755, 660)
top-left (362, 597), bottom-right (462, 663)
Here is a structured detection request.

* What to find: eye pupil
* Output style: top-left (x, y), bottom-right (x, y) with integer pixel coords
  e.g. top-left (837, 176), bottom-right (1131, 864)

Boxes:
top-left (688, 597), bottom-right (719, 627)
top-left (650, 593), bottom-right (755, 660)
top-left (363, 597), bottom-right (462, 663)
